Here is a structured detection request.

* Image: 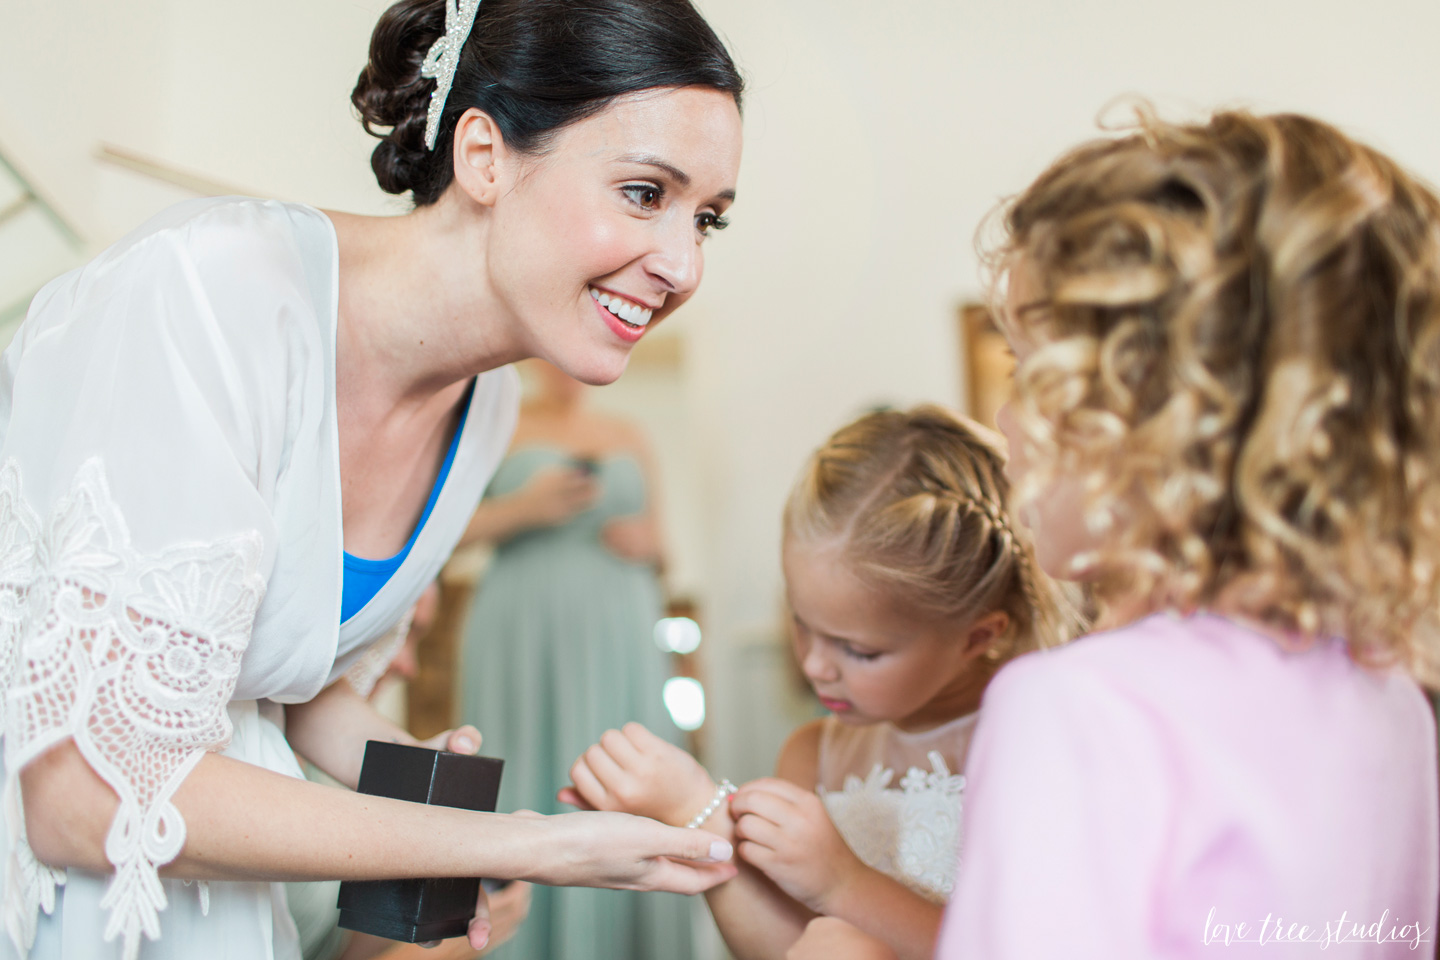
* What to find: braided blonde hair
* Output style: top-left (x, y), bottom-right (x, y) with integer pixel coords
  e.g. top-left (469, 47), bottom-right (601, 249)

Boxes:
top-left (784, 406), bottom-right (1084, 655)
top-left (992, 108), bottom-right (1440, 681)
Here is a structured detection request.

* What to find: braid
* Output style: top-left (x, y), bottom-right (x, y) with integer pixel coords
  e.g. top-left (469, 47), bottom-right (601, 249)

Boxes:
top-left (784, 405), bottom-right (1086, 652)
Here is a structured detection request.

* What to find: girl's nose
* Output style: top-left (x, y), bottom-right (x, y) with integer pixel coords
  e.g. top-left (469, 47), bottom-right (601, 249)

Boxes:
top-left (801, 643), bottom-right (839, 684)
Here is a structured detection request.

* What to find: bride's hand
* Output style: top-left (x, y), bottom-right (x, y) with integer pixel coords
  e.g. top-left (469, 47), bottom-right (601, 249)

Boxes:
top-left (519, 809), bottom-right (736, 894)
top-left (417, 725), bottom-right (483, 755)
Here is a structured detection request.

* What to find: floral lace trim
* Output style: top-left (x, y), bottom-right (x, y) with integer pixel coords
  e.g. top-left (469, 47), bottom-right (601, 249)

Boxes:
top-left (343, 610), bottom-right (413, 699)
top-left (0, 458), bottom-right (264, 960)
top-left (820, 750), bottom-right (965, 904)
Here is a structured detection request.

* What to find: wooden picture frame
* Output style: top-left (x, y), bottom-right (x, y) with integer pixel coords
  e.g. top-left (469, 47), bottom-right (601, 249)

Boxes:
top-left (960, 301), bottom-right (1014, 429)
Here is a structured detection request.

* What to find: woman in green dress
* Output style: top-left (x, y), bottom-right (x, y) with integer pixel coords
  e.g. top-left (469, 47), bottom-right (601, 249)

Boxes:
top-left (458, 362), bottom-right (690, 960)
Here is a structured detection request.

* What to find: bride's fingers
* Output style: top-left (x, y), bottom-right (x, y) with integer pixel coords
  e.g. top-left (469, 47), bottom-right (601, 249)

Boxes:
top-left (446, 725), bottom-right (482, 755)
top-left (646, 858), bottom-right (740, 895)
top-left (648, 824), bottom-right (734, 865)
top-left (418, 725), bottom-right (483, 754)
top-left (468, 883), bottom-right (492, 951)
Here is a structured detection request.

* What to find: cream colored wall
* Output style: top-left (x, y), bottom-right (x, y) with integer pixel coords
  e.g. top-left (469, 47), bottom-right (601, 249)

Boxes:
top-left (4, 0), bottom-right (1440, 786)
top-left (686, 0), bottom-right (1440, 778)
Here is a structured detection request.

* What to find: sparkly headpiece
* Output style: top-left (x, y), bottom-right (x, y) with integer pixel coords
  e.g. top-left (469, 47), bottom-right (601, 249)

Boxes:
top-left (420, 0), bottom-right (482, 150)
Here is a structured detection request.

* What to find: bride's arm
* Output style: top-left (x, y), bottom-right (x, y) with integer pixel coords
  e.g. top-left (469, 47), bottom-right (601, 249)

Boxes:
top-left (21, 738), bottom-right (736, 890)
top-left (283, 678), bottom-right (476, 790)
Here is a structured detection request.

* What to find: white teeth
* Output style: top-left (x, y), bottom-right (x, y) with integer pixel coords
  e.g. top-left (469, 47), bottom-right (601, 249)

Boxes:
top-left (589, 287), bottom-right (653, 327)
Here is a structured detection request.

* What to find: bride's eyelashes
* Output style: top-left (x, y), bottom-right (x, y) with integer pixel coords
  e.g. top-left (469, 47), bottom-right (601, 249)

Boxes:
top-left (695, 211), bottom-right (729, 236)
top-left (619, 182), bottom-right (730, 237)
top-left (621, 182), bottom-right (663, 211)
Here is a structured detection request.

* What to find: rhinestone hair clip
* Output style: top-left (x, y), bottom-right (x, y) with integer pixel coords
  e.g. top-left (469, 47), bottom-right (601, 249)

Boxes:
top-left (420, 0), bottom-right (483, 150)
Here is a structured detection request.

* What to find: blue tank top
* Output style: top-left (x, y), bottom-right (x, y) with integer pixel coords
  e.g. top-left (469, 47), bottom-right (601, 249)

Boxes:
top-left (341, 397), bottom-right (470, 622)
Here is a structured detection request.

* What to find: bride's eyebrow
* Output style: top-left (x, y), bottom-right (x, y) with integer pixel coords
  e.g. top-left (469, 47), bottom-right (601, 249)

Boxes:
top-left (616, 154), bottom-right (738, 204)
top-left (617, 154), bottom-right (691, 186)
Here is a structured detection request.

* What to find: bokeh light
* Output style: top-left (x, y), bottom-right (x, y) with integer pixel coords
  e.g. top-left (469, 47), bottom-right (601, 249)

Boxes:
top-left (653, 617), bottom-right (702, 655)
top-left (663, 676), bottom-right (706, 731)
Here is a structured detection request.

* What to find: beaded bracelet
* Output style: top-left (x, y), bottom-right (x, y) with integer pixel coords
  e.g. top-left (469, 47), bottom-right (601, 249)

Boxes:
top-left (685, 779), bottom-right (738, 829)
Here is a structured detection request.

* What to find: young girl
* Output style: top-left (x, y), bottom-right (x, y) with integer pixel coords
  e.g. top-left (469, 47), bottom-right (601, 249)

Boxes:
top-left (938, 109), bottom-right (1440, 957)
top-left (563, 407), bottom-right (1083, 960)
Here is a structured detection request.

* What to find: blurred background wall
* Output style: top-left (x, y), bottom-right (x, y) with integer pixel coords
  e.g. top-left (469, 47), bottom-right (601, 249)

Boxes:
top-left (4, 0), bottom-right (1440, 802)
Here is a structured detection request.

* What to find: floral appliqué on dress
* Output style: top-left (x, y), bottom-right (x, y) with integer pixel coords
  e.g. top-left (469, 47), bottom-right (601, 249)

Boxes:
top-left (819, 750), bottom-right (964, 904)
top-left (0, 459), bottom-right (265, 960)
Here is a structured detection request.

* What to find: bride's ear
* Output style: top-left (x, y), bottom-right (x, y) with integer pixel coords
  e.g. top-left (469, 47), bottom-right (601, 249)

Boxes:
top-left (451, 108), bottom-right (511, 208)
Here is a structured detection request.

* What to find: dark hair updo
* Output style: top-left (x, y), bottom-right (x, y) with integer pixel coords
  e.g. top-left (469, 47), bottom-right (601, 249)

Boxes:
top-left (352, 0), bottom-right (744, 205)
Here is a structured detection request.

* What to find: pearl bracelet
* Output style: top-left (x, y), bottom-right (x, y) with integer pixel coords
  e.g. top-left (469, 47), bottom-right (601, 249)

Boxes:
top-left (685, 779), bottom-right (737, 829)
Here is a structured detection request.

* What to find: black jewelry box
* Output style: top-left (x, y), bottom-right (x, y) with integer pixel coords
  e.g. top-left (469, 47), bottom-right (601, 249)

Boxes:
top-left (337, 741), bottom-right (505, 942)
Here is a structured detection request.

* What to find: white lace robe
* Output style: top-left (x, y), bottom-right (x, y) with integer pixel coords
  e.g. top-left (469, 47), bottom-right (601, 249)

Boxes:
top-left (0, 198), bottom-right (520, 960)
top-left (816, 712), bottom-right (977, 904)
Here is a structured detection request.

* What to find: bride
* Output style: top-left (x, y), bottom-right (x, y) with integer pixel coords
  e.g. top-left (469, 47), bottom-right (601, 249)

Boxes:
top-left (0, 1), bottom-right (744, 957)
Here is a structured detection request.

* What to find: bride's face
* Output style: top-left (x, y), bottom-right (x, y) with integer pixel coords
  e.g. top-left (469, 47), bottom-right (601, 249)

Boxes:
top-left (478, 86), bottom-right (743, 385)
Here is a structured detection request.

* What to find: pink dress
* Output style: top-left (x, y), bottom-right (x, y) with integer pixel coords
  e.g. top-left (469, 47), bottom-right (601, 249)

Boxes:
top-left (936, 613), bottom-right (1438, 959)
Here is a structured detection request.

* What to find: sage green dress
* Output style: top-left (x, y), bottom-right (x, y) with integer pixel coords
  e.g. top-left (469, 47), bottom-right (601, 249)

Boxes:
top-left (459, 447), bottom-right (692, 960)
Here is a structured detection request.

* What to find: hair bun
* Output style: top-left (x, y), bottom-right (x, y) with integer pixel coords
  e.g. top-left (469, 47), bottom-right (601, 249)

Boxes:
top-left (351, 0), bottom-right (446, 196)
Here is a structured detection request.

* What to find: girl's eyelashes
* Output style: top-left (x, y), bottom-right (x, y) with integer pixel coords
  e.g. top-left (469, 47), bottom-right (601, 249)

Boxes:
top-left (841, 642), bottom-right (882, 662)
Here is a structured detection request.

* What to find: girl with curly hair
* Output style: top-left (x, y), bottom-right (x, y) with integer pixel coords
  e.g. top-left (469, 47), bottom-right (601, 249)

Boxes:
top-left (938, 109), bottom-right (1440, 957)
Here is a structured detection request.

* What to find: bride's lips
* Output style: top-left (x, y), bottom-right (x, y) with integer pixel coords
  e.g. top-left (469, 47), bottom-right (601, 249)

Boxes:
top-left (593, 295), bottom-right (646, 343)
top-left (818, 696), bottom-right (852, 713)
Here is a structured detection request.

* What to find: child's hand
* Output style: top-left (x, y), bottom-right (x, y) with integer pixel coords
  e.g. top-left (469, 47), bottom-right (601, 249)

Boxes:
top-left (560, 722), bottom-right (719, 827)
top-left (730, 778), bottom-right (865, 914)
top-left (786, 918), bottom-right (898, 960)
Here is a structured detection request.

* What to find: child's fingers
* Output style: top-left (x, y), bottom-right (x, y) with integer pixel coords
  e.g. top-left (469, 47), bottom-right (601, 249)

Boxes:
top-left (568, 758), bottom-right (612, 809)
top-left (736, 777), bottom-right (811, 803)
top-left (733, 811), bottom-right (786, 850)
top-left (736, 839), bottom-right (777, 873)
top-left (556, 786), bottom-right (596, 810)
top-left (621, 721), bottom-right (667, 753)
top-left (582, 742), bottom-right (631, 793)
top-left (729, 786), bottom-right (797, 826)
top-left (599, 727), bottom-right (644, 767)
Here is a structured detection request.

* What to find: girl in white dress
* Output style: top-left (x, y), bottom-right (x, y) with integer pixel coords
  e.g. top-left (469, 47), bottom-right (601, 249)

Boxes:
top-left (565, 407), bottom-right (1085, 960)
top-left (0, 1), bottom-right (744, 958)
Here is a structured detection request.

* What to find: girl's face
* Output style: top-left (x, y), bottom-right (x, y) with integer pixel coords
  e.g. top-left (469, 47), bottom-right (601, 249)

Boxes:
top-left (782, 537), bottom-right (1002, 730)
top-left (994, 260), bottom-right (1098, 581)
top-left (483, 86), bottom-right (743, 385)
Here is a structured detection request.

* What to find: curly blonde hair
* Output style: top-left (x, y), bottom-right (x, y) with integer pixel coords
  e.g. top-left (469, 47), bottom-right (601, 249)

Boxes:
top-left (993, 107), bottom-right (1440, 680)
top-left (784, 406), bottom-right (1084, 655)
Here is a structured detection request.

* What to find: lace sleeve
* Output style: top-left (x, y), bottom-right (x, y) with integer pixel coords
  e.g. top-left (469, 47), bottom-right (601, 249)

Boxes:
top-left (0, 459), bottom-right (265, 960)
top-left (342, 609), bottom-right (414, 700)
